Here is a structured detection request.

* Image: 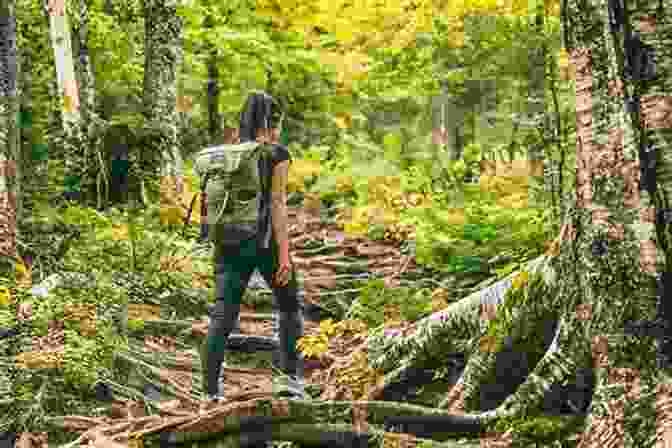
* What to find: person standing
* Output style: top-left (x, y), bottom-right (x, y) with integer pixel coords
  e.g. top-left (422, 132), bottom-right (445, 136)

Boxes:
top-left (201, 91), bottom-right (306, 402)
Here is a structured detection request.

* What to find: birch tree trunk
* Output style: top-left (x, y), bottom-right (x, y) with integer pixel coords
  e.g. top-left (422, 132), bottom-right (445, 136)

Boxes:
top-left (46, 0), bottom-right (85, 203)
top-left (0, 0), bottom-right (18, 275)
top-left (142, 0), bottom-right (184, 221)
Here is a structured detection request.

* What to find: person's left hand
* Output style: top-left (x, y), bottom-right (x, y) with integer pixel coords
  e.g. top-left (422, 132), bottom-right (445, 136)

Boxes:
top-left (274, 254), bottom-right (291, 287)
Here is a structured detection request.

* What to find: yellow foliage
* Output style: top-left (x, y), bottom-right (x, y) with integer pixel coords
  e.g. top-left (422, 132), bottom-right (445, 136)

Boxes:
top-left (128, 435), bottom-right (144, 448)
top-left (0, 287), bottom-right (11, 306)
top-left (342, 206), bottom-right (370, 236)
top-left (160, 206), bottom-right (184, 226)
top-left (299, 316), bottom-right (369, 360)
top-left (63, 94), bottom-right (76, 114)
top-left (558, 48), bottom-right (569, 69)
top-left (511, 271), bottom-right (529, 290)
top-left (479, 174), bottom-right (495, 192)
top-left (441, 209), bottom-right (466, 226)
top-left (334, 114), bottom-right (352, 129)
top-left (334, 319), bottom-right (368, 334)
top-left (319, 318), bottom-right (338, 337)
top-left (15, 351), bottom-right (64, 369)
top-left (497, 192), bottom-right (529, 209)
top-left (297, 334), bottom-right (330, 358)
top-left (111, 224), bottom-right (129, 240)
top-left (288, 159), bottom-right (321, 193)
top-left (335, 175), bottom-right (353, 193)
top-left (176, 95), bottom-right (193, 113)
top-left (128, 304), bottom-right (161, 321)
top-left (292, 160), bottom-right (321, 180)
top-left (159, 176), bottom-right (189, 225)
top-left (545, 238), bottom-right (561, 257)
top-left (480, 335), bottom-right (499, 353)
top-left (557, 47), bottom-right (573, 80)
top-left (334, 350), bottom-right (381, 400)
top-left (15, 257), bottom-right (31, 289)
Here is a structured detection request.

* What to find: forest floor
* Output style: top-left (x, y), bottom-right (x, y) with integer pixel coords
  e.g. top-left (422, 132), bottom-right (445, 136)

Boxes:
top-left (17, 197), bottom-right (577, 448)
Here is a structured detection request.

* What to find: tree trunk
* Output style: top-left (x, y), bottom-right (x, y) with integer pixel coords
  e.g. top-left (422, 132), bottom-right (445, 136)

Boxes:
top-left (142, 0), bottom-right (184, 220)
top-left (74, 0), bottom-right (107, 209)
top-left (46, 0), bottom-right (85, 203)
top-left (0, 0), bottom-right (18, 273)
top-left (203, 10), bottom-right (220, 145)
top-left (17, 37), bottom-right (32, 217)
top-left (523, 0), bottom-right (547, 211)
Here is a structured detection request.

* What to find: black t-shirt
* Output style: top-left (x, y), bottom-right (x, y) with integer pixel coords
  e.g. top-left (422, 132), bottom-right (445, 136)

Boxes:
top-left (257, 144), bottom-right (292, 249)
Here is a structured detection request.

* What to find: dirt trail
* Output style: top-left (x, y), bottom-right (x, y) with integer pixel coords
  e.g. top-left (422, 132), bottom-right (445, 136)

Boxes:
top-left (27, 199), bottom-right (435, 447)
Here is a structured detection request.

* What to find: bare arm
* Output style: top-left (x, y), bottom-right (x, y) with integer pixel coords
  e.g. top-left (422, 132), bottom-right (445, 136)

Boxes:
top-left (270, 160), bottom-right (290, 257)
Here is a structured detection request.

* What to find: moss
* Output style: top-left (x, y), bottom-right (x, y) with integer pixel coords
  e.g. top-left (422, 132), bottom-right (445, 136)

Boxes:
top-left (492, 414), bottom-right (587, 447)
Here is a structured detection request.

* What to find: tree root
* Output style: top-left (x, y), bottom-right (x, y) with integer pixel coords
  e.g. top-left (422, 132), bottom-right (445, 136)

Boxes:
top-left (47, 397), bottom-right (493, 447)
top-left (368, 254), bottom-right (554, 402)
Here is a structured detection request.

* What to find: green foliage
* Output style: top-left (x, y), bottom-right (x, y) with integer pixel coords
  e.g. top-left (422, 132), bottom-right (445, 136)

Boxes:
top-left (483, 271), bottom-right (555, 357)
top-left (492, 414), bottom-right (586, 447)
top-left (15, 286), bottom-right (124, 395)
top-left (127, 318), bottom-right (145, 332)
top-left (404, 183), bottom-right (552, 274)
top-left (367, 223), bottom-right (386, 241)
top-left (346, 279), bottom-right (433, 328)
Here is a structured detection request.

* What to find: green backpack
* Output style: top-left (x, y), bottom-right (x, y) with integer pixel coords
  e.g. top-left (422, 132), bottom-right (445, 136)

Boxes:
top-left (193, 141), bottom-right (274, 246)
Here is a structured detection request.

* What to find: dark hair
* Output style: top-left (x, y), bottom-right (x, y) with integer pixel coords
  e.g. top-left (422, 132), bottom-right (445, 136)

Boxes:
top-left (239, 91), bottom-right (283, 143)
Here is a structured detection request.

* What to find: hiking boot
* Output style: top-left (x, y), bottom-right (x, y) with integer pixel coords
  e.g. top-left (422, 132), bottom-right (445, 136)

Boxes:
top-left (206, 393), bottom-right (226, 402)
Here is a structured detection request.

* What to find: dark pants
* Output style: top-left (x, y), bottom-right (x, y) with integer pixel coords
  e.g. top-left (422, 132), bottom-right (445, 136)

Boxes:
top-left (203, 237), bottom-right (303, 396)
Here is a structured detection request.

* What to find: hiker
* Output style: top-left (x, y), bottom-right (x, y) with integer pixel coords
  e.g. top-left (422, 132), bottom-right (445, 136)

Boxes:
top-left (200, 91), bottom-right (306, 402)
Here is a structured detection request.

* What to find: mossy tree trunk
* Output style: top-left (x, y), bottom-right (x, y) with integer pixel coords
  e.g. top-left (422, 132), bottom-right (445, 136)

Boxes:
top-left (526, 0), bottom-right (547, 209)
top-left (72, 0), bottom-right (107, 209)
top-left (142, 0), bottom-right (184, 215)
top-left (0, 0), bottom-right (18, 274)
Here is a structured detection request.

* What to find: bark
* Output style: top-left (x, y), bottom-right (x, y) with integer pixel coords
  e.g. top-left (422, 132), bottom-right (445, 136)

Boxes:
top-left (0, 0), bottom-right (18, 268)
top-left (142, 0), bottom-right (184, 213)
top-left (526, 0), bottom-right (547, 208)
top-left (203, 10), bottom-right (219, 145)
top-left (46, 0), bottom-right (86, 202)
top-left (17, 35), bottom-right (32, 218)
top-left (74, 0), bottom-right (108, 209)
